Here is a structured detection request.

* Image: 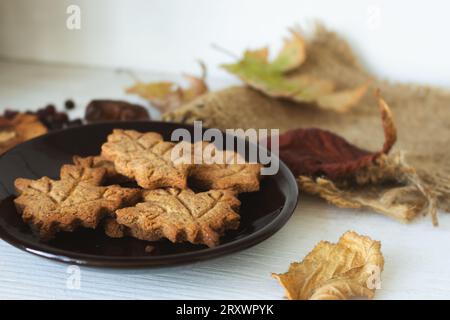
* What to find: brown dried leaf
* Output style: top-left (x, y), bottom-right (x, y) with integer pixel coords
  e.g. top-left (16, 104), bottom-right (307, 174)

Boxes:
top-left (299, 176), bottom-right (424, 223)
top-left (315, 82), bottom-right (370, 113)
top-left (274, 91), bottom-right (396, 180)
top-left (298, 152), bottom-right (438, 225)
top-left (182, 73), bottom-right (209, 102)
top-left (126, 64), bottom-right (208, 112)
top-left (272, 231), bottom-right (384, 300)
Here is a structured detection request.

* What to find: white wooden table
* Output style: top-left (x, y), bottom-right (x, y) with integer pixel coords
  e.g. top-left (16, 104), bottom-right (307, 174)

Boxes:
top-left (0, 61), bottom-right (449, 300)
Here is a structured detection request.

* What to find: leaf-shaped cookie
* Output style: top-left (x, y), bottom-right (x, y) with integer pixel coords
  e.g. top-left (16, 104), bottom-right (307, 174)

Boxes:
top-left (189, 141), bottom-right (261, 193)
top-left (73, 155), bottom-right (130, 184)
top-left (115, 188), bottom-right (240, 247)
top-left (272, 231), bottom-right (384, 300)
top-left (14, 165), bottom-right (141, 240)
top-left (221, 29), bottom-right (368, 112)
top-left (101, 129), bottom-right (193, 189)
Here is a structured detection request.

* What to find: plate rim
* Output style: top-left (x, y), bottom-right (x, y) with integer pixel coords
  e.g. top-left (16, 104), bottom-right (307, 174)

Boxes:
top-left (0, 121), bottom-right (299, 268)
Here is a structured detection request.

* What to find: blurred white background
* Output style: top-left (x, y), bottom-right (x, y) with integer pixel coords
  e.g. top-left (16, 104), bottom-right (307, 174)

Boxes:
top-left (0, 0), bottom-right (449, 86)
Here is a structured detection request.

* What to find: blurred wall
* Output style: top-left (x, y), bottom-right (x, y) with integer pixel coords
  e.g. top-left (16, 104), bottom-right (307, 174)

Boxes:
top-left (0, 0), bottom-right (448, 86)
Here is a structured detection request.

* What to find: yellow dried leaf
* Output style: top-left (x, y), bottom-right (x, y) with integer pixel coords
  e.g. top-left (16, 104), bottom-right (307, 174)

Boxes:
top-left (271, 29), bottom-right (307, 72)
top-left (298, 175), bottom-right (425, 223)
top-left (286, 74), bottom-right (335, 101)
top-left (126, 65), bottom-right (208, 112)
top-left (297, 152), bottom-right (438, 225)
top-left (272, 231), bottom-right (384, 300)
top-left (245, 47), bottom-right (269, 63)
top-left (126, 81), bottom-right (181, 112)
top-left (221, 29), bottom-right (368, 112)
top-left (315, 82), bottom-right (370, 113)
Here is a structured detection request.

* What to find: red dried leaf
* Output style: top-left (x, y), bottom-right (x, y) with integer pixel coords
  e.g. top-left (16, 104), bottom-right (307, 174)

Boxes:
top-left (272, 91), bottom-right (396, 180)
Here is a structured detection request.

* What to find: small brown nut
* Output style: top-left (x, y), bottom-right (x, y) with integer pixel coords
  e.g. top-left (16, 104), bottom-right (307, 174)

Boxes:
top-left (85, 100), bottom-right (150, 123)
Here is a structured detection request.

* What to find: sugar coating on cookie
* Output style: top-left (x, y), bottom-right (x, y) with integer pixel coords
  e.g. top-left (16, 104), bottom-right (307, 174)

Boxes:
top-left (101, 129), bottom-right (192, 189)
top-left (115, 188), bottom-right (240, 247)
top-left (14, 165), bottom-right (141, 240)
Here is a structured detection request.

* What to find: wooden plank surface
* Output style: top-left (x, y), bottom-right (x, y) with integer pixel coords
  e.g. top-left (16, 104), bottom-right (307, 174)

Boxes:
top-left (0, 61), bottom-right (448, 299)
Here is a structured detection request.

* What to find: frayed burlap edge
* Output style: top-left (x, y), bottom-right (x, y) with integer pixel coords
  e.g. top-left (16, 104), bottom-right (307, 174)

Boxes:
top-left (298, 152), bottom-right (438, 225)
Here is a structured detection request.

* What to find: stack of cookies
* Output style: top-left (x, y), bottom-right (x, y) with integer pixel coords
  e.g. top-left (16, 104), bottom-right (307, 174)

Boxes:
top-left (14, 129), bottom-right (261, 247)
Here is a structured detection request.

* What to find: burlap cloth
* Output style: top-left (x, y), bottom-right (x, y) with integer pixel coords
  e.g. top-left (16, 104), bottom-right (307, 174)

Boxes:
top-left (163, 25), bottom-right (450, 222)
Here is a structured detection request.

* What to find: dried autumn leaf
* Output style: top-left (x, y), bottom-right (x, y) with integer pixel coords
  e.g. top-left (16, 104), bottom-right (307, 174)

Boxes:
top-left (221, 29), bottom-right (368, 112)
top-left (272, 91), bottom-right (396, 180)
top-left (299, 176), bottom-right (425, 223)
top-left (126, 81), bottom-right (183, 113)
top-left (272, 231), bottom-right (384, 300)
top-left (126, 63), bottom-right (208, 112)
top-left (182, 73), bottom-right (209, 101)
top-left (298, 152), bottom-right (439, 225)
top-left (270, 29), bottom-right (307, 72)
top-left (316, 82), bottom-right (370, 112)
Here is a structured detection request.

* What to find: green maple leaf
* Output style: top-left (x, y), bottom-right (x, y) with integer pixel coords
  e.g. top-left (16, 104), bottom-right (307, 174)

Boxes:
top-left (222, 29), bottom-right (368, 112)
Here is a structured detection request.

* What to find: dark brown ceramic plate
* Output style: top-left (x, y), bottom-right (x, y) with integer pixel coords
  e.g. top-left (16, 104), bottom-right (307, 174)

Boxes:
top-left (0, 121), bottom-right (298, 267)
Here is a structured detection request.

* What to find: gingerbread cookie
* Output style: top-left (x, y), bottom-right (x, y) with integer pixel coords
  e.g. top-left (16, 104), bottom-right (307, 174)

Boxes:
top-left (189, 142), bottom-right (261, 193)
top-left (101, 129), bottom-right (192, 189)
top-left (14, 165), bottom-right (141, 240)
top-left (114, 188), bottom-right (240, 247)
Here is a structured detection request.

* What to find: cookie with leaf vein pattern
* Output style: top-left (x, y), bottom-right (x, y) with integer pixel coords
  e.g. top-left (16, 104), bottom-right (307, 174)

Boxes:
top-left (101, 129), bottom-right (192, 189)
top-left (115, 188), bottom-right (240, 247)
top-left (73, 155), bottom-right (130, 184)
top-left (14, 165), bottom-right (141, 240)
top-left (189, 141), bottom-right (262, 193)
